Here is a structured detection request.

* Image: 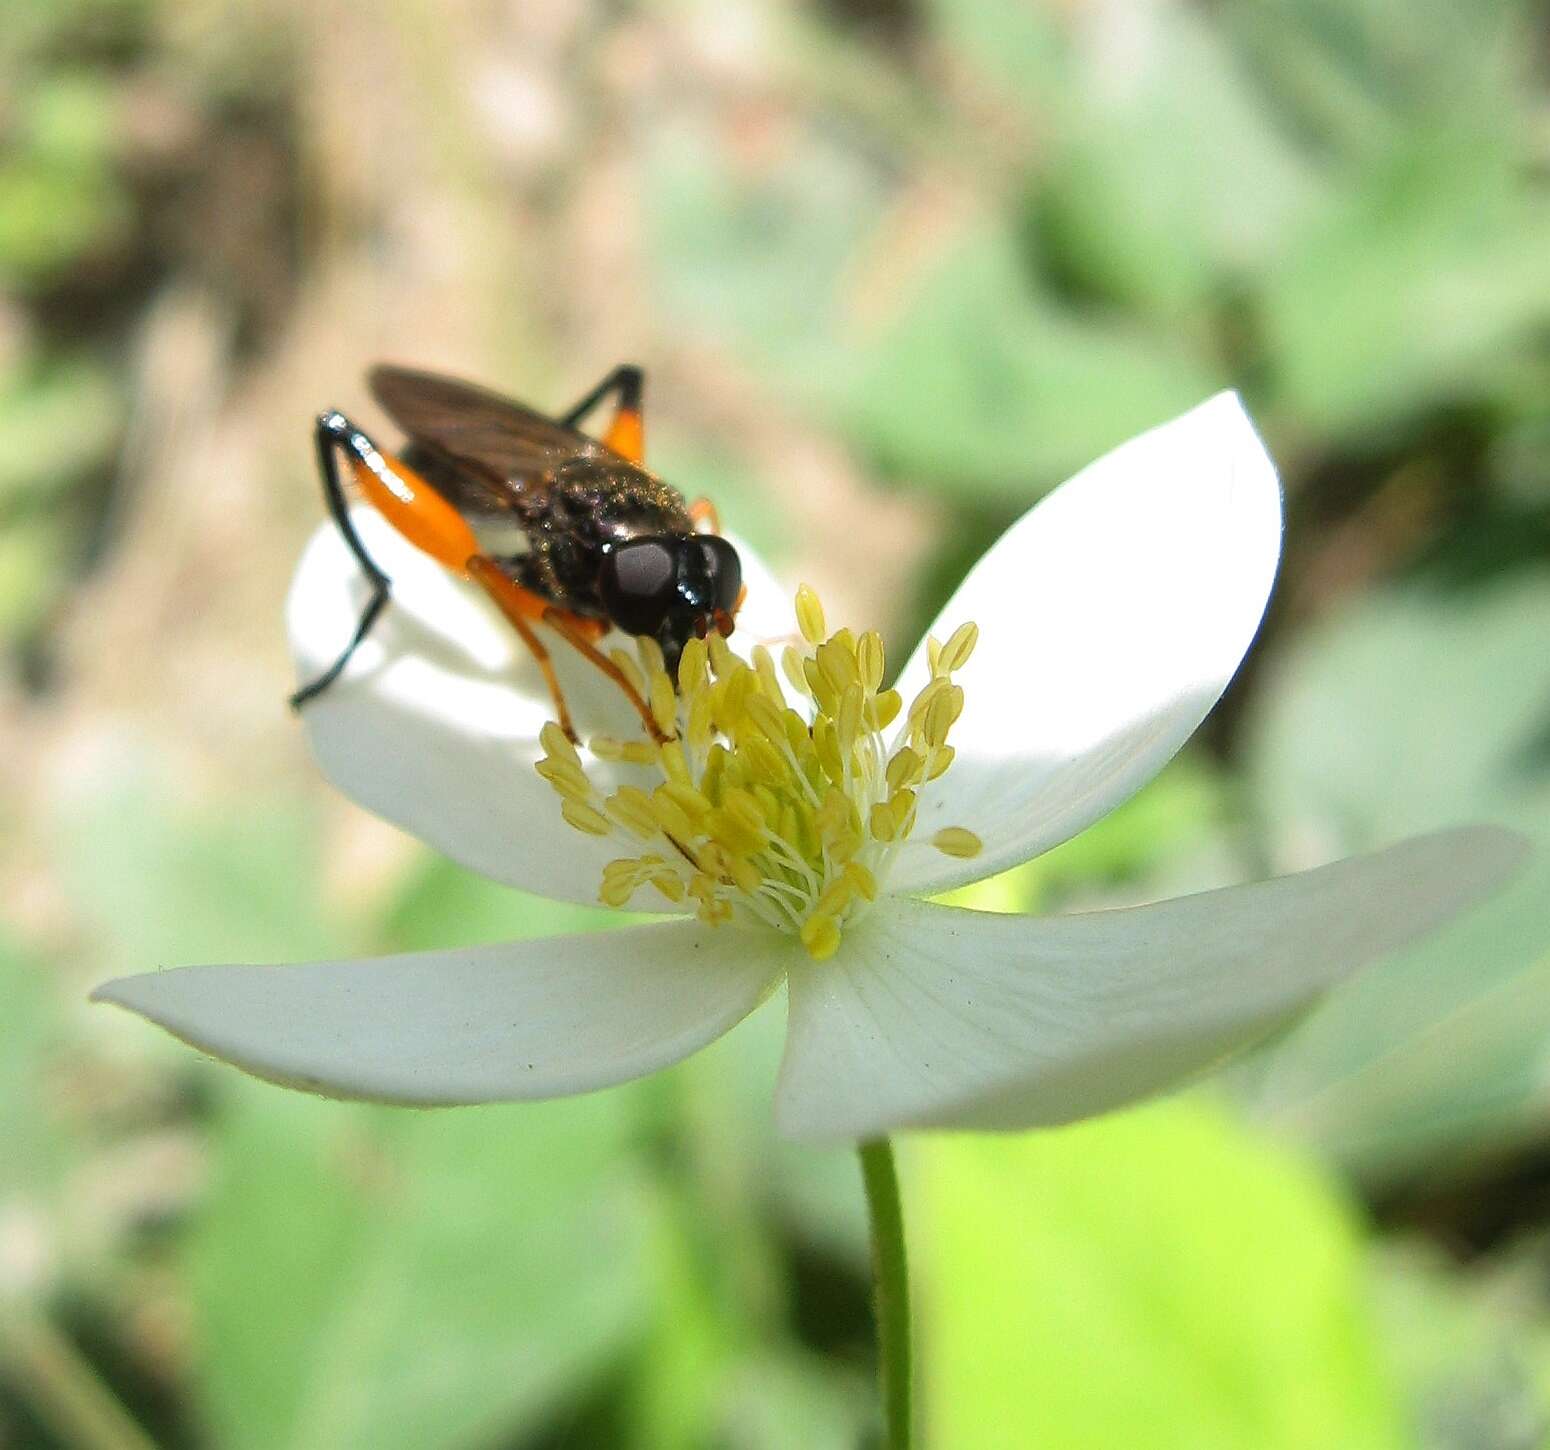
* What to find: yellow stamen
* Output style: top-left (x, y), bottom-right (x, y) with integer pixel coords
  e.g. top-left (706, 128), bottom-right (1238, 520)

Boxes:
top-left (535, 585), bottom-right (982, 960)
top-left (795, 584), bottom-right (826, 646)
top-left (932, 827), bottom-right (983, 859)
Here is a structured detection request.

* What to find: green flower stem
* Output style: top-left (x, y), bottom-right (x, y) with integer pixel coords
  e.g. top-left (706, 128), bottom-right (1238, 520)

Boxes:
top-left (1, 1310), bottom-right (158, 1450)
top-left (858, 1137), bottom-right (912, 1450)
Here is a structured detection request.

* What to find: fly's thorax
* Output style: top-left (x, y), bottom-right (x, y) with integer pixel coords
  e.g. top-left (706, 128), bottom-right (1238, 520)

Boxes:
top-left (537, 585), bottom-right (982, 961)
top-left (508, 460), bottom-right (695, 614)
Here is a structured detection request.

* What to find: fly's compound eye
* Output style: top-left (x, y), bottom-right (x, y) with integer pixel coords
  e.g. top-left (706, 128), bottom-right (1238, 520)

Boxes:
top-left (599, 537), bottom-right (679, 637)
top-left (699, 536), bottom-right (742, 618)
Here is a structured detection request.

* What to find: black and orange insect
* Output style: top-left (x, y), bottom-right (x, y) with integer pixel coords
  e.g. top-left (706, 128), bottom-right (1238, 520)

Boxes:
top-left (291, 365), bottom-right (742, 741)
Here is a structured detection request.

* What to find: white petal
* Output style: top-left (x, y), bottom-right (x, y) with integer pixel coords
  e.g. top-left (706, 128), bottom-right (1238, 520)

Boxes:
top-left (93, 920), bottom-right (786, 1104)
top-left (288, 511), bottom-right (790, 905)
top-left (776, 827), bottom-right (1524, 1142)
top-left (888, 393), bottom-right (1281, 897)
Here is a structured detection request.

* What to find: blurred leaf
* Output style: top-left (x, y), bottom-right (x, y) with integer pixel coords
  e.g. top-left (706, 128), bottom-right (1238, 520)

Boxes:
top-left (1261, 129), bottom-right (1550, 437)
top-left (1221, 0), bottom-right (1530, 159)
top-left (1372, 1238), bottom-right (1550, 1450)
top-left (917, 0), bottom-right (1069, 133)
top-left (54, 765), bottom-right (341, 976)
top-left (1242, 574), bottom-right (1550, 1180)
top-left (917, 1102), bottom-right (1405, 1450)
top-left (0, 936), bottom-right (69, 1204)
top-left (0, 358), bottom-right (123, 506)
top-left (1253, 575), bottom-right (1550, 836)
top-left (188, 1083), bottom-right (657, 1450)
top-left (838, 222), bottom-right (1222, 496)
top-left (1035, 5), bottom-right (1323, 315)
top-left (645, 119), bottom-right (885, 390)
top-left (0, 512), bottom-right (70, 641)
top-left (0, 75), bottom-right (129, 287)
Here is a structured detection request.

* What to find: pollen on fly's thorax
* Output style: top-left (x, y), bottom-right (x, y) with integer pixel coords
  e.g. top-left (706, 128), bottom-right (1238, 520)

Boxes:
top-left (535, 585), bottom-right (982, 961)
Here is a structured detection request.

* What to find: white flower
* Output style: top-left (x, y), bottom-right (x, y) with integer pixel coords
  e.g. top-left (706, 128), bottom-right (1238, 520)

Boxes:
top-left (93, 394), bottom-right (1523, 1142)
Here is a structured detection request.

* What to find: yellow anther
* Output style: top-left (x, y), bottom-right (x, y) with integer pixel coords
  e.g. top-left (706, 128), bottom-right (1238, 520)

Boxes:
top-left (796, 584), bottom-right (826, 645)
top-left (857, 631), bottom-right (886, 692)
top-left (637, 635), bottom-right (666, 678)
top-left (909, 675), bottom-right (951, 723)
top-left (719, 664), bottom-right (755, 723)
top-left (871, 689), bottom-right (902, 731)
top-left (686, 691), bottom-right (716, 750)
top-left (650, 787), bottom-right (696, 843)
top-left (723, 788), bottom-right (767, 835)
top-left (813, 718), bottom-right (845, 787)
top-left (600, 876), bottom-right (637, 907)
top-left (678, 635), bottom-right (709, 696)
top-left (886, 748), bottom-right (924, 792)
top-left (744, 693), bottom-right (787, 743)
top-left (836, 683), bottom-right (864, 754)
top-left (707, 631), bottom-right (735, 677)
top-left (701, 743), bottom-right (730, 801)
top-left (540, 721), bottom-right (581, 766)
top-left (588, 735), bottom-right (625, 761)
top-left (660, 781), bottom-right (712, 821)
top-left (728, 856), bottom-right (763, 895)
top-left (816, 639), bottom-right (859, 694)
top-left (606, 787), bottom-right (659, 839)
top-left (816, 876), bottom-right (855, 919)
top-left (802, 655), bottom-right (837, 715)
top-left (938, 620), bottom-right (979, 675)
top-left (932, 826), bottom-right (983, 859)
top-left (927, 745), bottom-right (955, 780)
top-left (742, 736), bottom-right (788, 786)
top-left (893, 794), bottom-right (918, 838)
top-left (923, 685), bottom-right (965, 749)
top-left (649, 670), bottom-right (678, 738)
top-left (799, 912), bottom-right (843, 961)
top-left (561, 799), bottom-right (612, 836)
top-left (782, 645), bottom-right (813, 698)
top-left (659, 739), bottom-right (691, 786)
top-left (610, 648), bottom-right (645, 699)
top-left (535, 755), bottom-right (591, 794)
top-left (817, 788), bottom-right (859, 842)
top-left (752, 645), bottom-right (784, 703)
top-left (869, 800), bottom-right (899, 842)
top-left (652, 874), bottom-right (686, 904)
top-left (708, 805), bottom-right (764, 857)
top-left (778, 710), bottom-right (808, 758)
top-left (844, 861), bottom-right (878, 901)
top-left (926, 635), bottom-right (942, 675)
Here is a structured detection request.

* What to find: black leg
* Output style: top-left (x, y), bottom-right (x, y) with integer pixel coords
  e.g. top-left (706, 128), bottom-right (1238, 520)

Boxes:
top-left (560, 365), bottom-right (644, 431)
top-left (289, 411), bottom-right (394, 710)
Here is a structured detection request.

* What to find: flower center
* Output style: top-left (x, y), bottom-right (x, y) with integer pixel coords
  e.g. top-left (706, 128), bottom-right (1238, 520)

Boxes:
top-left (536, 585), bottom-right (981, 960)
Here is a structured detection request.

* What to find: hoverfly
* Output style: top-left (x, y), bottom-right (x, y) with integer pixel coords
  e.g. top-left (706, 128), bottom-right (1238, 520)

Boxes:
top-left (290, 365), bottom-right (742, 741)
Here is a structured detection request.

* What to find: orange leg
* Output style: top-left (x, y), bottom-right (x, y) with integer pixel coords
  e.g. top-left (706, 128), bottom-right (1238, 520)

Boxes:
top-left (466, 557), bottom-right (580, 742)
top-left (688, 496), bottom-right (721, 533)
top-left (544, 608), bottom-right (670, 744)
top-left (468, 557), bottom-right (668, 745)
top-left (602, 408), bottom-right (644, 465)
top-left (562, 365), bottom-right (646, 465)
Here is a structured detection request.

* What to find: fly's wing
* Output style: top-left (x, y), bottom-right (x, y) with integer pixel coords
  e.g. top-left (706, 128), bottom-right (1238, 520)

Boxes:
top-left (368, 365), bottom-right (603, 508)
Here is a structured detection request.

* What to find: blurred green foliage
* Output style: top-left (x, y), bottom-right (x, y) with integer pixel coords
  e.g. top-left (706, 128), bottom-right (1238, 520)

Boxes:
top-left (6, 0), bottom-right (1550, 1446)
top-left (919, 1104), bottom-right (1406, 1449)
